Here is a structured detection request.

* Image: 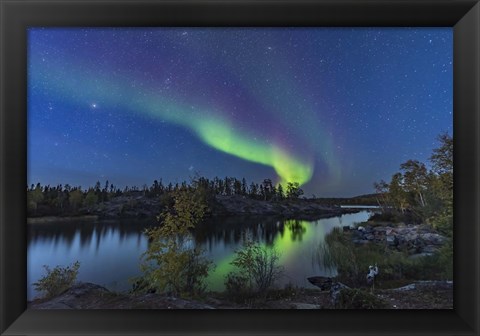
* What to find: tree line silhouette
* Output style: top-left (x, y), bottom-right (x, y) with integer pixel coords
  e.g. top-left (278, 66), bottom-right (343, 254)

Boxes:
top-left (27, 176), bottom-right (304, 217)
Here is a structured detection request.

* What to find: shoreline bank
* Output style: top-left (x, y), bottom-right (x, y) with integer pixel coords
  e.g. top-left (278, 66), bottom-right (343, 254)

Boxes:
top-left (27, 215), bottom-right (99, 224)
top-left (27, 195), bottom-right (369, 224)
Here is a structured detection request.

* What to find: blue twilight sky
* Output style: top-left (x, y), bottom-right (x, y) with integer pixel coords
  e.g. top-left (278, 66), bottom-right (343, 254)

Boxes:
top-left (28, 27), bottom-right (452, 197)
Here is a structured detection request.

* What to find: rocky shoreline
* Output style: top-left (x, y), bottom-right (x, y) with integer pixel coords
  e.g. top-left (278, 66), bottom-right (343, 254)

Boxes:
top-left (29, 283), bottom-right (215, 309)
top-left (27, 195), bottom-right (363, 223)
top-left (345, 222), bottom-right (448, 257)
top-left (303, 218), bottom-right (453, 309)
top-left (212, 195), bottom-right (360, 218)
top-left (29, 280), bottom-right (453, 309)
top-left (27, 215), bottom-right (99, 224)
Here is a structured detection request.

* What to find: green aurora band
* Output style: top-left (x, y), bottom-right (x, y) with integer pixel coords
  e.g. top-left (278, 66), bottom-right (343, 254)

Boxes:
top-left (199, 35), bottom-right (342, 184)
top-left (30, 59), bottom-right (318, 185)
top-left (142, 102), bottom-right (314, 186)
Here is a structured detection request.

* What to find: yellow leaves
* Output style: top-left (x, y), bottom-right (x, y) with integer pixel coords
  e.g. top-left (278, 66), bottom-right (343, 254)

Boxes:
top-left (139, 188), bottom-right (212, 295)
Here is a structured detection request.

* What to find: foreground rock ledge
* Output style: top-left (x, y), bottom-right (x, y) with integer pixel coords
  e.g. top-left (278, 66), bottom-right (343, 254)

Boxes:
top-left (29, 280), bottom-right (453, 309)
top-left (29, 283), bottom-right (215, 309)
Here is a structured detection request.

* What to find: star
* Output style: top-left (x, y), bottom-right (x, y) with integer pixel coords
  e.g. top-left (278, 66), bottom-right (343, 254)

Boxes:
top-left (28, 27), bottom-right (452, 198)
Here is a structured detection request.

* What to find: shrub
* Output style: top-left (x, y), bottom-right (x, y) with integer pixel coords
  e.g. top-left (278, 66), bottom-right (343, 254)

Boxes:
top-left (405, 241), bottom-right (453, 280)
top-left (224, 272), bottom-right (252, 303)
top-left (130, 275), bottom-right (155, 294)
top-left (368, 211), bottom-right (403, 223)
top-left (141, 241), bottom-right (213, 297)
top-left (140, 189), bottom-right (213, 297)
top-left (33, 261), bottom-right (80, 298)
top-left (266, 282), bottom-right (299, 300)
top-left (227, 240), bottom-right (283, 294)
top-left (428, 213), bottom-right (453, 237)
top-left (336, 288), bottom-right (388, 309)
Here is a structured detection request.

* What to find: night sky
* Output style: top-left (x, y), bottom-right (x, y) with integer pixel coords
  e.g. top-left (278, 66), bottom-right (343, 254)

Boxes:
top-left (28, 28), bottom-right (452, 197)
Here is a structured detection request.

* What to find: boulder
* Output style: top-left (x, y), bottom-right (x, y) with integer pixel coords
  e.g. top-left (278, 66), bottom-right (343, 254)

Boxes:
top-left (307, 277), bottom-right (350, 306)
top-left (386, 235), bottom-right (396, 246)
top-left (307, 276), bottom-right (333, 291)
top-left (373, 227), bottom-right (387, 233)
top-left (419, 233), bottom-right (447, 245)
top-left (421, 245), bottom-right (440, 254)
top-left (330, 282), bottom-right (350, 305)
top-left (364, 226), bottom-right (374, 234)
top-left (408, 252), bottom-right (434, 259)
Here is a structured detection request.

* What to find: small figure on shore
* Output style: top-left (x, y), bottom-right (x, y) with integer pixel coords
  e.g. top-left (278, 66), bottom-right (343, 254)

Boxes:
top-left (367, 263), bottom-right (379, 292)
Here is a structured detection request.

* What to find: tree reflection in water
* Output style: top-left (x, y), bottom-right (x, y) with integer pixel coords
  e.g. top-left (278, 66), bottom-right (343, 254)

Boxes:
top-left (193, 216), bottom-right (289, 249)
top-left (28, 211), bottom-right (373, 298)
top-left (285, 219), bottom-right (307, 242)
top-left (28, 219), bottom-right (155, 251)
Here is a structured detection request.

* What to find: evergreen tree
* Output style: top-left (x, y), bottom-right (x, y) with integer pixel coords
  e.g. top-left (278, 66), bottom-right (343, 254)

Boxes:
top-left (69, 188), bottom-right (84, 212)
top-left (249, 182), bottom-right (258, 198)
top-left (277, 183), bottom-right (284, 200)
top-left (286, 182), bottom-right (304, 199)
top-left (241, 178), bottom-right (247, 195)
top-left (224, 177), bottom-right (232, 196)
top-left (27, 184), bottom-right (44, 215)
top-left (84, 189), bottom-right (98, 211)
top-left (233, 178), bottom-right (242, 195)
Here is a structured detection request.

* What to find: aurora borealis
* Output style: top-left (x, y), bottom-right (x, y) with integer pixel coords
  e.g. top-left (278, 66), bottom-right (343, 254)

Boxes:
top-left (28, 28), bottom-right (452, 196)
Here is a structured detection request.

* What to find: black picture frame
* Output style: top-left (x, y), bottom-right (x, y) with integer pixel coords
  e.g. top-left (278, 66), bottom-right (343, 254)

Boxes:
top-left (1, 0), bottom-right (479, 335)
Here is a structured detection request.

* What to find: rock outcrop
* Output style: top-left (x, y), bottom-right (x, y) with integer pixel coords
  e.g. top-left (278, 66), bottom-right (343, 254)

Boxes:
top-left (33, 194), bottom-right (357, 221)
top-left (29, 282), bottom-right (215, 309)
top-left (307, 276), bottom-right (350, 305)
top-left (214, 195), bottom-right (352, 219)
top-left (348, 223), bottom-right (448, 256)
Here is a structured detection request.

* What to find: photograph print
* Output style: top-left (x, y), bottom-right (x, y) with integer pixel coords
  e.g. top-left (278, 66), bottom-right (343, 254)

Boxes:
top-left (27, 27), bottom-right (453, 309)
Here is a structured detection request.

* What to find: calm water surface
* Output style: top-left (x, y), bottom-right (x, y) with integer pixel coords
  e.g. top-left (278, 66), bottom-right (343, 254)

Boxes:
top-left (27, 210), bottom-right (372, 300)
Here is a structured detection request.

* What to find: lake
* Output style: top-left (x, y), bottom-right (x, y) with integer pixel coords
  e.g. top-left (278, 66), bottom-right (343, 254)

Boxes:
top-left (27, 210), bottom-right (372, 300)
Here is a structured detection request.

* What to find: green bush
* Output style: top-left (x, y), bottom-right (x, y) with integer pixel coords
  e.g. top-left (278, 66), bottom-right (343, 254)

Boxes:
top-left (228, 240), bottom-right (283, 293)
top-left (405, 241), bottom-right (453, 280)
top-left (223, 239), bottom-right (283, 304)
top-left (428, 213), bottom-right (453, 237)
top-left (33, 261), bottom-right (80, 298)
top-left (141, 244), bottom-right (212, 297)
